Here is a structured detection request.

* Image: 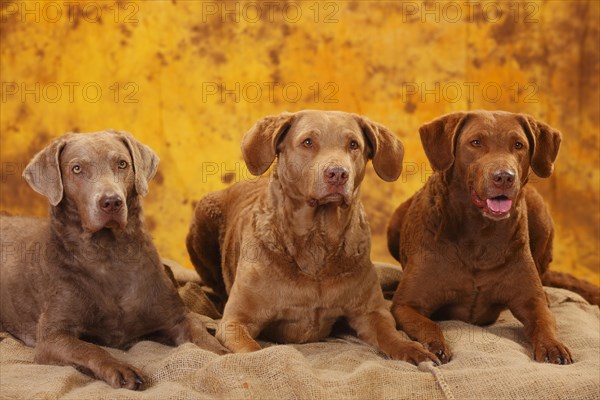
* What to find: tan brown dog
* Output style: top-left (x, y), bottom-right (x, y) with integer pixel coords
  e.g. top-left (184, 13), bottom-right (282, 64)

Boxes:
top-left (187, 110), bottom-right (439, 364)
top-left (0, 131), bottom-right (225, 390)
top-left (387, 110), bottom-right (597, 365)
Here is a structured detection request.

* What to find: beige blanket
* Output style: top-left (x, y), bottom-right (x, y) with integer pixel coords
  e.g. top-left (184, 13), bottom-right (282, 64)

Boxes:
top-left (1, 263), bottom-right (598, 400)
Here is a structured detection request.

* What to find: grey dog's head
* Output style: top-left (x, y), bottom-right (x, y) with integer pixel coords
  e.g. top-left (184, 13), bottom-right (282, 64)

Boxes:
top-left (23, 130), bottom-right (159, 232)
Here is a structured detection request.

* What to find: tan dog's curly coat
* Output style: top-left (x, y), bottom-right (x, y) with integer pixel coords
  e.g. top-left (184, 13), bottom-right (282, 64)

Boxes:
top-left (187, 110), bottom-right (439, 364)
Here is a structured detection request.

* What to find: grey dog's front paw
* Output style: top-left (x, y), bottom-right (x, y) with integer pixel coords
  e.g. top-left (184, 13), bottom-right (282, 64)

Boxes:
top-left (96, 360), bottom-right (146, 390)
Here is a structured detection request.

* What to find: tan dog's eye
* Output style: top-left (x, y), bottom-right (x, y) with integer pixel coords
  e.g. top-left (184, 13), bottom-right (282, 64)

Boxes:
top-left (349, 140), bottom-right (359, 150)
top-left (514, 141), bottom-right (524, 149)
top-left (118, 160), bottom-right (128, 169)
top-left (72, 165), bottom-right (82, 174)
top-left (470, 139), bottom-right (481, 147)
top-left (303, 138), bottom-right (313, 148)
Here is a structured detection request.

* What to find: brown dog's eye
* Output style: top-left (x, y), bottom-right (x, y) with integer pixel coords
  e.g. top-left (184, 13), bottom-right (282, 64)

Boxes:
top-left (303, 138), bottom-right (313, 148)
top-left (349, 140), bottom-right (359, 150)
top-left (470, 139), bottom-right (481, 147)
top-left (514, 141), bottom-right (524, 149)
top-left (118, 160), bottom-right (128, 169)
top-left (72, 165), bottom-right (82, 174)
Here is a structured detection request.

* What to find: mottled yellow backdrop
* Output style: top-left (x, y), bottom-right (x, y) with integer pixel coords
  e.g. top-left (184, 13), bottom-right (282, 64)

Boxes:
top-left (1, 0), bottom-right (598, 283)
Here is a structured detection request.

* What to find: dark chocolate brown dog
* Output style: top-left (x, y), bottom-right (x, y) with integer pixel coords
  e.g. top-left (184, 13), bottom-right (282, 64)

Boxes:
top-left (387, 110), bottom-right (595, 365)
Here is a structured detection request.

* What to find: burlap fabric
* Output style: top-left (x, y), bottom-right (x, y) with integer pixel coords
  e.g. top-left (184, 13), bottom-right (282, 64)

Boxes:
top-left (1, 262), bottom-right (598, 400)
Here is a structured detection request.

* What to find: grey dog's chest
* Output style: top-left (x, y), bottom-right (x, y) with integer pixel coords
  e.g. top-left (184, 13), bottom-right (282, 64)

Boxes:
top-left (60, 250), bottom-right (182, 347)
top-left (73, 275), bottom-right (169, 346)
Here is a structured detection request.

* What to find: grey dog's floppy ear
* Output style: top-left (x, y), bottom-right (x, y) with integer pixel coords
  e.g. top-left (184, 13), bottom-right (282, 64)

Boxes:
top-left (241, 112), bottom-right (296, 176)
top-left (23, 135), bottom-right (70, 206)
top-left (516, 114), bottom-right (562, 178)
top-left (355, 115), bottom-right (405, 181)
top-left (115, 130), bottom-right (160, 196)
top-left (419, 112), bottom-right (469, 172)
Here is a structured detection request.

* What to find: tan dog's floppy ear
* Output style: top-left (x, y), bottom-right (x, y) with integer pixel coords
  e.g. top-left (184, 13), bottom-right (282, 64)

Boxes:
top-left (419, 112), bottom-right (469, 172)
top-left (116, 130), bottom-right (160, 196)
top-left (23, 136), bottom-right (68, 206)
top-left (355, 116), bottom-right (405, 182)
top-left (241, 112), bottom-right (296, 176)
top-left (517, 114), bottom-right (562, 178)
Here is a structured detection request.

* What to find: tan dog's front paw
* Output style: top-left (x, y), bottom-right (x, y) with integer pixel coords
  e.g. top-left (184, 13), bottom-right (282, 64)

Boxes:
top-left (96, 360), bottom-right (145, 390)
top-left (388, 341), bottom-right (441, 365)
top-left (533, 339), bottom-right (573, 365)
top-left (216, 321), bottom-right (262, 353)
top-left (424, 339), bottom-right (452, 364)
top-left (234, 340), bottom-right (262, 353)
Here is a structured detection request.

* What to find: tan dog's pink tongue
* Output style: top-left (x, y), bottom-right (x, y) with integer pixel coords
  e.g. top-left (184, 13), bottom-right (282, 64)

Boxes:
top-left (486, 198), bottom-right (512, 213)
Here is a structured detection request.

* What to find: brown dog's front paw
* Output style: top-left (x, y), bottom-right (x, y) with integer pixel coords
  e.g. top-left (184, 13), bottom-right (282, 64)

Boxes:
top-left (534, 340), bottom-right (573, 365)
top-left (388, 342), bottom-right (441, 365)
top-left (424, 340), bottom-right (452, 364)
top-left (98, 361), bottom-right (146, 390)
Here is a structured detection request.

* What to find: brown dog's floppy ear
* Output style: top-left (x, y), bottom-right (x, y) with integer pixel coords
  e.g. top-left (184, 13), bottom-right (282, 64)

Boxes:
top-left (117, 130), bottom-right (160, 196)
top-left (23, 136), bottom-right (68, 206)
top-left (241, 112), bottom-right (296, 176)
top-left (355, 116), bottom-right (405, 182)
top-left (419, 112), bottom-right (469, 172)
top-left (517, 114), bottom-right (562, 178)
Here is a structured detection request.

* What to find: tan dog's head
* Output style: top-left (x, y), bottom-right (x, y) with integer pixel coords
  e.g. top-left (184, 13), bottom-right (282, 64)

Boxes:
top-left (241, 110), bottom-right (404, 208)
top-left (23, 130), bottom-right (159, 232)
top-left (419, 110), bottom-right (561, 220)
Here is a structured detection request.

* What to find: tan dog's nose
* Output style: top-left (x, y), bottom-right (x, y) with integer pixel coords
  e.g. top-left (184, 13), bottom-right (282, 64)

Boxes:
top-left (324, 166), bottom-right (349, 186)
top-left (99, 194), bottom-right (123, 214)
top-left (492, 170), bottom-right (515, 189)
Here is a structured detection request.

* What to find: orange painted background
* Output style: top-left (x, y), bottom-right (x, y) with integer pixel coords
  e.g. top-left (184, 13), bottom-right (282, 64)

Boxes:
top-left (1, 0), bottom-right (598, 284)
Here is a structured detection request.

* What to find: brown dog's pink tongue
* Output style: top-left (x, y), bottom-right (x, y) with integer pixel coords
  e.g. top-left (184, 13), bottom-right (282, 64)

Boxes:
top-left (486, 198), bottom-right (512, 213)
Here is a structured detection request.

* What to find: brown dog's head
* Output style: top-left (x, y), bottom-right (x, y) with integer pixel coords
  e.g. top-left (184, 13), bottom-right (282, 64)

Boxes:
top-left (23, 130), bottom-right (159, 233)
top-left (419, 110), bottom-right (561, 220)
top-left (241, 110), bottom-right (404, 208)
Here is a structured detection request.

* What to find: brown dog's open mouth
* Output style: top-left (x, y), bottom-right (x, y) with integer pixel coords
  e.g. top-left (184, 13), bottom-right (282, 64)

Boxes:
top-left (470, 189), bottom-right (513, 219)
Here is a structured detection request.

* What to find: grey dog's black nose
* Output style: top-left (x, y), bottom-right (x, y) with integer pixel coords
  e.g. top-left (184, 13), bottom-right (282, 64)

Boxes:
top-left (324, 166), bottom-right (349, 186)
top-left (99, 194), bottom-right (123, 213)
top-left (492, 169), bottom-right (515, 189)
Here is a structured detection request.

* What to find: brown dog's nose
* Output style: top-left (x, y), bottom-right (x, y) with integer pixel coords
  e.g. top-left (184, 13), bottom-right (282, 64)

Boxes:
top-left (99, 194), bottom-right (123, 213)
top-left (324, 166), bottom-right (349, 186)
top-left (492, 170), bottom-right (515, 189)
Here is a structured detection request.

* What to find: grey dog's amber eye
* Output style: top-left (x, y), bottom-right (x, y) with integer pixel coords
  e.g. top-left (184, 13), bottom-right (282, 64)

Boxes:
top-left (118, 160), bottom-right (128, 169)
top-left (514, 141), bottom-right (524, 149)
top-left (72, 165), bottom-right (82, 174)
top-left (303, 138), bottom-right (313, 147)
top-left (349, 140), bottom-right (359, 150)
